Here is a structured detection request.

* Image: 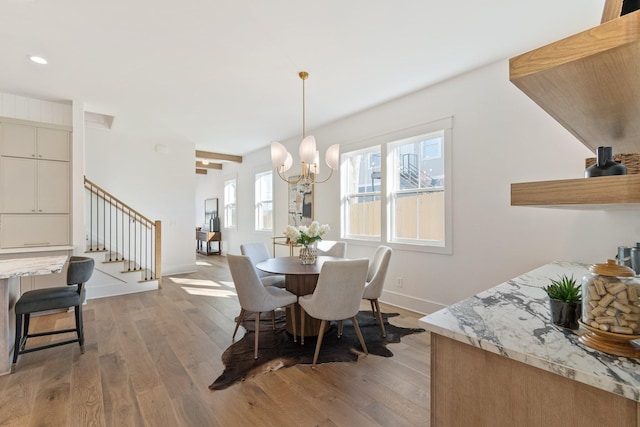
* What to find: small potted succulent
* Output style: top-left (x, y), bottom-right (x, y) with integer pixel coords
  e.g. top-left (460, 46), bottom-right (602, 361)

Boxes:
top-left (543, 274), bottom-right (582, 330)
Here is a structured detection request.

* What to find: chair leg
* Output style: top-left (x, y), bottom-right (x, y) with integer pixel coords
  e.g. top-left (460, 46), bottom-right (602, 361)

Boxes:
top-left (11, 313), bottom-right (22, 373)
top-left (351, 316), bottom-right (368, 355)
top-left (232, 309), bottom-right (246, 341)
top-left (254, 312), bottom-right (260, 359)
top-left (22, 314), bottom-right (30, 349)
top-left (271, 310), bottom-right (276, 330)
top-left (300, 307), bottom-right (305, 345)
top-left (289, 304), bottom-right (297, 343)
top-left (337, 320), bottom-right (344, 338)
top-left (373, 299), bottom-right (386, 337)
top-left (75, 305), bottom-right (85, 353)
top-left (370, 300), bottom-right (375, 317)
top-left (312, 319), bottom-right (328, 367)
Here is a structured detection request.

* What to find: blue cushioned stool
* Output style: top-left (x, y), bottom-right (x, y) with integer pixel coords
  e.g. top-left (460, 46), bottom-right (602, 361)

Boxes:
top-left (11, 256), bottom-right (94, 373)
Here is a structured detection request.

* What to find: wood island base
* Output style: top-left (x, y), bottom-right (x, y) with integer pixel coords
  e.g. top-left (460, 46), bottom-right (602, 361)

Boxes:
top-left (431, 333), bottom-right (640, 427)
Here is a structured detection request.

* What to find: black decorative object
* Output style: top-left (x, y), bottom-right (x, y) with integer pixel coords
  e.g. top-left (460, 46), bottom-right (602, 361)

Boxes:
top-left (584, 146), bottom-right (627, 177)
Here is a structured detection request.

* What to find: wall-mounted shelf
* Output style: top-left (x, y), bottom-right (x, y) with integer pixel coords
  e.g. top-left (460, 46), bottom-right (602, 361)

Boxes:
top-left (509, 6), bottom-right (640, 208)
top-left (510, 10), bottom-right (640, 155)
top-left (511, 174), bottom-right (640, 208)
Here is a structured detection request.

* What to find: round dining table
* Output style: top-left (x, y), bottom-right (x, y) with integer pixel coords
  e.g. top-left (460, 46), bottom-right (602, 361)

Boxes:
top-left (256, 256), bottom-right (342, 337)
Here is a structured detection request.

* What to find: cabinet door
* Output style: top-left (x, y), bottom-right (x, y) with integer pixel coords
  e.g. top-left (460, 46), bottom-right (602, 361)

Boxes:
top-left (0, 214), bottom-right (70, 248)
top-left (0, 157), bottom-right (36, 213)
top-left (0, 122), bottom-right (36, 158)
top-left (37, 160), bottom-right (69, 213)
top-left (37, 128), bottom-right (69, 161)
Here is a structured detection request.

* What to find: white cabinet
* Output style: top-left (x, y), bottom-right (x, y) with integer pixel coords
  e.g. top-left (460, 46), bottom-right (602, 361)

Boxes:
top-left (0, 122), bottom-right (69, 161)
top-left (0, 118), bottom-right (71, 249)
top-left (0, 157), bottom-right (69, 213)
top-left (0, 214), bottom-right (69, 248)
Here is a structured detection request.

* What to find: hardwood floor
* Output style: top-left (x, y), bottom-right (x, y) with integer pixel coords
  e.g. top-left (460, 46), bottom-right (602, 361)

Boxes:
top-left (0, 254), bottom-right (430, 426)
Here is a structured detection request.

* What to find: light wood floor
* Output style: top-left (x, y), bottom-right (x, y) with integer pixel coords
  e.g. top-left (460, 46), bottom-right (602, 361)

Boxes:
top-left (0, 254), bottom-right (430, 426)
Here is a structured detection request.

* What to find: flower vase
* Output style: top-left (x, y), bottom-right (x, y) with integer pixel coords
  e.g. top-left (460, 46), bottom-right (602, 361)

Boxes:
top-left (299, 244), bottom-right (317, 265)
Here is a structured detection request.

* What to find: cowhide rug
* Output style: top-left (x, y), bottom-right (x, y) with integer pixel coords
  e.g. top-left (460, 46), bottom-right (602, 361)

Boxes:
top-left (209, 310), bottom-right (425, 390)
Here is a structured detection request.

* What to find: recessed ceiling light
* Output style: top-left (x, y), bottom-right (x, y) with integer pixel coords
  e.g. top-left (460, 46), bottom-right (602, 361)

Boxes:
top-left (28, 55), bottom-right (48, 65)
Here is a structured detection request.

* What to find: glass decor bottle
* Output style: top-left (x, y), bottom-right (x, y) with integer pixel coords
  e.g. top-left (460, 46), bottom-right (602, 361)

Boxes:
top-left (585, 146), bottom-right (627, 177)
top-left (298, 243), bottom-right (317, 265)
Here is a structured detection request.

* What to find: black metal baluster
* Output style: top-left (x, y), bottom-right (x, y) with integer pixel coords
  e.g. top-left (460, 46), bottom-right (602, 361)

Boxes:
top-left (108, 196), bottom-right (112, 261)
top-left (89, 184), bottom-right (93, 251)
top-left (128, 208), bottom-right (131, 271)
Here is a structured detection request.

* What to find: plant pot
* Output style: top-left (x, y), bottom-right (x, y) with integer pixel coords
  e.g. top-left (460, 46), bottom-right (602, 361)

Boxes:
top-left (549, 299), bottom-right (581, 330)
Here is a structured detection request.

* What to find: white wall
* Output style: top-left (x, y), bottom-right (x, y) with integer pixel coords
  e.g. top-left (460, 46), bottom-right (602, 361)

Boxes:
top-left (195, 169), bottom-right (224, 227)
top-left (223, 58), bottom-right (640, 314)
top-left (84, 124), bottom-right (196, 275)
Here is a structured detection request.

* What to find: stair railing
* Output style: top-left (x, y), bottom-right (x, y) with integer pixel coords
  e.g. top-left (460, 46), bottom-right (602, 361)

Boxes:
top-left (84, 176), bottom-right (162, 281)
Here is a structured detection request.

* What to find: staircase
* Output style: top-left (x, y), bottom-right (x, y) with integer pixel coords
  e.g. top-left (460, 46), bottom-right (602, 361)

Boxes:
top-left (83, 177), bottom-right (162, 299)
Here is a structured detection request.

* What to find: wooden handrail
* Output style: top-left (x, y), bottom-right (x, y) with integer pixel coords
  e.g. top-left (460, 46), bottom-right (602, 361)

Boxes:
top-left (84, 177), bottom-right (154, 226)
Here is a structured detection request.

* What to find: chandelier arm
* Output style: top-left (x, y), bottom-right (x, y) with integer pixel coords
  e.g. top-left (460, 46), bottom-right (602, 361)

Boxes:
top-left (309, 167), bottom-right (335, 184)
top-left (276, 167), bottom-right (303, 184)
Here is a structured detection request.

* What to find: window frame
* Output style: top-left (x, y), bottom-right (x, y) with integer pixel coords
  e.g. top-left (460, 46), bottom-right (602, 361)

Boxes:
top-left (340, 145), bottom-right (382, 241)
top-left (254, 170), bottom-right (273, 232)
top-left (223, 177), bottom-right (237, 230)
top-left (340, 117), bottom-right (452, 254)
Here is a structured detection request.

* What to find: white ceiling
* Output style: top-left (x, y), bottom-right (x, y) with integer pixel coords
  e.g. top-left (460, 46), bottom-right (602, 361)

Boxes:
top-left (1, 0), bottom-right (604, 156)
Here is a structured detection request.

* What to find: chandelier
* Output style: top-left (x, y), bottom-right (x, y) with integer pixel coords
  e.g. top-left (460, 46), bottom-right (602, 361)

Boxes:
top-left (271, 71), bottom-right (339, 185)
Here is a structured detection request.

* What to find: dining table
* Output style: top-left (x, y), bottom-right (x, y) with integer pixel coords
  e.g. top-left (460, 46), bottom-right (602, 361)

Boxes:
top-left (256, 256), bottom-right (343, 337)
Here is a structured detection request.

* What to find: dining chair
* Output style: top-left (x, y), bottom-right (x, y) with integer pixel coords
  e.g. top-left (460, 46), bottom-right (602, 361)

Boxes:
top-left (11, 256), bottom-right (95, 373)
top-left (316, 240), bottom-right (347, 258)
top-left (240, 242), bottom-right (285, 287)
top-left (227, 254), bottom-right (298, 358)
top-left (298, 258), bottom-right (369, 367)
top-left (363, 246), bottom-right (392, 337)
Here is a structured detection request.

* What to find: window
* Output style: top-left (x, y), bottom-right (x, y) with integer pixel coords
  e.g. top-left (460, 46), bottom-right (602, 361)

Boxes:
top-left (389, 131), bottom-right (445, 245)
top-left (340, 118), bottom-right (451, 253)
top-left (342, 147), bottom-right (381, 239)
top-left (223, 178), bottom-right (237, 228)
top-left (255, 171), bottom-right (273, 231)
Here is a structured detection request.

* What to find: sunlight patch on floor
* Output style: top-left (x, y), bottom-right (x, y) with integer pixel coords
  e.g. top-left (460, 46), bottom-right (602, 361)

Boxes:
top-left (180, 287), bottom-right (237, 297)
top-left (168, 277), bottom-right (225, 287)
top-left (195, 260), bottom-right (215, 266)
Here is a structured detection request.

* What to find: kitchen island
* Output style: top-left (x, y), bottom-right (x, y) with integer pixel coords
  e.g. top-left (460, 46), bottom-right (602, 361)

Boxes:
top-left (0, 255), bottom-right (67, 375)
top-left (420, 261), bottom-right (640, 426)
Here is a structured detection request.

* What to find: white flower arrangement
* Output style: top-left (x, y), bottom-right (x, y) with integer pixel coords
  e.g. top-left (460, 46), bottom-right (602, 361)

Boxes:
top-left (284, 221), bottom-right (330, 246)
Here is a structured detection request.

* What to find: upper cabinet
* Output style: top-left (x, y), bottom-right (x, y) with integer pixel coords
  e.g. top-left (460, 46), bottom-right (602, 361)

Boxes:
top-left (509, 2), bottom-right (640, 208)
top-left (0, 122), bottom-right (69, 161)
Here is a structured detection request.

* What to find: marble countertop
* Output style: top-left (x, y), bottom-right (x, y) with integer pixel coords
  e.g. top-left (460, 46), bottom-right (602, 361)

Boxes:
top-left (0, 255), bottom-right (67, 279)
top-left (419, 261), bottom-right (640, 402)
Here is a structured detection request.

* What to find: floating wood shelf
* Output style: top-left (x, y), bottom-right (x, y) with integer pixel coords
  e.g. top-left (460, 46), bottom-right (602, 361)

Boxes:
top-left (511, 174), bottom-right (640, 208)
top-left (509, 8), bottom-right (640, 208)
top-left (510, 10), bottom-right (640, 155)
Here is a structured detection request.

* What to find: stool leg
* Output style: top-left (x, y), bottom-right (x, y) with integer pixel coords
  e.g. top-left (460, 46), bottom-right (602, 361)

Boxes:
top-left (12, 313), bottom-right (22, 373)
top-left (22, 313), bottom-right (30, 347)
top-left (75, 305), bottom-right (85, 353)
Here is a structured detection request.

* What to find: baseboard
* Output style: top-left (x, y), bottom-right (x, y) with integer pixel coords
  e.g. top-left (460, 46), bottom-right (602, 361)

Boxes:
top-left (380, 289), bottom-right (446, 315)
top-left (86, 280), bottom-right (159, 300)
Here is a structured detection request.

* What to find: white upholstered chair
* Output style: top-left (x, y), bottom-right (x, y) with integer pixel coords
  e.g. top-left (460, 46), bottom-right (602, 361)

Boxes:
top-left (316, 240), bottom-right (347, 258)
top-left (363, 245), bottom-right (392, 337)
top-left (240, 242), bottom-right (285, 287)
top-left (227, 254), bottom-right (298, 359)
top-left (298, 259), bottom-right (369, 367)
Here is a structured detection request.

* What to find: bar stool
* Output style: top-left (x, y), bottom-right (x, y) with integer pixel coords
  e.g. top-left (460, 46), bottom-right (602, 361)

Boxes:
top-left (11, 256), bottom-right (95, 373)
